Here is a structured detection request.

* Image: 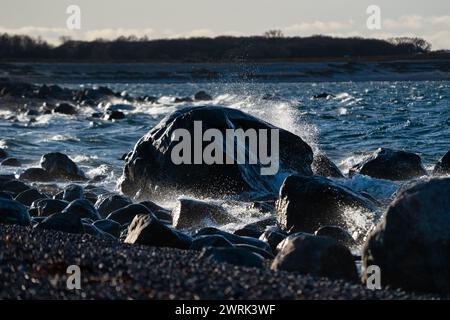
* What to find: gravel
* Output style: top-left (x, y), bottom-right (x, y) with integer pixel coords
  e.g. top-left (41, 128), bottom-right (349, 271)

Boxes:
top-left (0, 224), bottom-right (440, 300)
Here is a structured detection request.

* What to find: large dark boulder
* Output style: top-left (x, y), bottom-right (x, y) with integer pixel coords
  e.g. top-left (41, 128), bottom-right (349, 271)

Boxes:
top-left (93, 219), bottom-right (122, 238)
top-left (350, 148), bottom-right (427, 180)
top-left (194, 91), bottom-right (212, 101)
top-left (276, 175), bottom-right (376, 233)
top-left (14, 188), bottom-right (46, 206)
top-left (199, 247), bottom-right (264, 269)
top-left (312, 153), bottom-right (344, 178)
top-left (139, 201), bottom-right (172, 222)
top-left (94, 193), bottom-right (132, 218)
top-left (124, 214), bottom-right (192, 249)
top-left (35, 211), bottom-right (84, 234)
top-left (119, 106), bottom-right (313, 198)
top-left (172, 198), bottom-right (236, 229)
top-left (53, 103), bottom-right (77, 115)
top-left (32, 199), bottom-right (69, 217)
top-left (433, 150), bottom-right (450, 175)
top-left (106, 204), bottom-right (153, 225)
top-left (0, 180), bottom-right (30, 196)
top-left (362, 178), bottom-right (450, 293)
top-left (1, 157), bottom-right (21, 167)
top-left (40, 152), bottom-right (86, 181)
top-left (62, 184), bottom-right (84, 202)
top-left (19, 168), bottom-right (52, 182)
top-left (62, 199), bottom-right (101, 221)
top-left (104, 110), bottom-right (126, 121)
top-left (272, 233), bottom-right (358, 282)
top-left (0, 198), bottom-right (31, 226)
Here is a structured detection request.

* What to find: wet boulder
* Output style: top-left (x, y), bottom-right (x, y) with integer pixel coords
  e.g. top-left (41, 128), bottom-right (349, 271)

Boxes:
top-left (190, 235), bottom-right (234, 251)
top-left (40, 152), bottom-right (86, 181)
top-left (19, 168), bottom-right (52, 182)
top-left (106, 204), bottom-right (154, 225)
top-left (139, 201), bottom-right (172, 222)
top-left (105, 103), bottom-right (134, 112)
top-left (62, 184), bottom-right (84, 202)
top-left (313, 92), bottom-right (335, 99)
top-left (174, 97), bottom-right (193, 103)
top-left (76, 86), bottom-right (115, 102)
top-left (0, 198), bottom-right (31, 226)
top-left (312, 153), bottom-right (344, 178)
top-left (53, 103), bottom-right (77, 115)
top-left (62, 199), bottom-right (101, 221)
top-left (94, 193), bottom-right (132, 218)
top-left (104, 110), bottom-right (126, 120)
top-left (124, 214), bottom-right (192, 249)
top-left (276, 175), bottom-right (376, 233)
top-left (14, 188), bottom-right (47, 206)
top-left (259, 227), bottom-right (288, 254)
top-left (199, 247), bottom-right (264, 269)
top-left (194, 91), bottom-right (212, 101)
top-left (119, 106), bottom-right (313, 198)
top-left (93, 219), bottom-right (122, 238)
top-left (32, 199), bottom-right (69, 217)
top-left (272, 233), bottom-right (358, 282)
top-left (35, 211), bottom-right (84, 234)
top-left (1, 157), bottom-right (21, 167)
top-left (314, 225), bottom-right (356, 247)
top-left (83, 223), bottom-right (116, 239)
top-left (0, 180), bottom-right (30, 196)
top-left (350, 148), bottom-right (427, 181)
top-left (172, 198), bottom-right (235, 229)
top-left (362, 178), bottom-right (450, 293)
top-left (433, 149), bottom-right (450, 175)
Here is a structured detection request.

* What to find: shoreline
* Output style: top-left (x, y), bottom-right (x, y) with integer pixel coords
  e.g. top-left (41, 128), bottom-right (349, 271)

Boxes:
top-left (0, 224), bottom-right (440, 300)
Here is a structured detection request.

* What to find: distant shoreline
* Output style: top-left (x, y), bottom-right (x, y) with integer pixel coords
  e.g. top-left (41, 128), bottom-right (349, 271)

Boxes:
top-left (1, 52), bottom-right (450, 64)
top-left (2, 58), bottom-right (449, 84)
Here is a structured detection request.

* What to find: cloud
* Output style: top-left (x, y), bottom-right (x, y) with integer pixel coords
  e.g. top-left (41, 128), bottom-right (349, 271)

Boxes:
top-left (384, 15), bottom-right (425, 30)
top-left (0, 14), bottom-right (449, 50)
top-left (84, 28), bottom-right (155, 40)
top-left (430, 15), bottom-right (450, 28)
top-left (282, 20), bottom-right (355, 35)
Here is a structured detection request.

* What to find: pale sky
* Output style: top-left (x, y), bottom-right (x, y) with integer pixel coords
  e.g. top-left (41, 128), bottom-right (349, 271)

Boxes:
top-left (1, 0), bottom-right (449, 49)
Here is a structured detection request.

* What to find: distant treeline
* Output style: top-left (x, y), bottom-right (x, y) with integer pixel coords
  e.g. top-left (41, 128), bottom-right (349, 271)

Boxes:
top-left (0, 33), bottom-right (435, 62)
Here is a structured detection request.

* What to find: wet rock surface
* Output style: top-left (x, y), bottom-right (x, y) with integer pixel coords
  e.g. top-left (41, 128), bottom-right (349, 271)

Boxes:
top-left (272, 233), bottom-right (358, 282)
top-left (276, 175), bottom-right (376, 233)
top-left (124, 214), bottom-right (192, 249)
top-left (40, 152), bottom-right (86, 181)
top-left (433, 149), bottom-right (450, 175)
top-left (172, 198), bottom-right (236, 229)
top-left (350, 148), bottom-right (427, 180)
top-left (119, 106), bottom-right (313, 198)
top-left (363, 178), bottom-right (450, 293)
